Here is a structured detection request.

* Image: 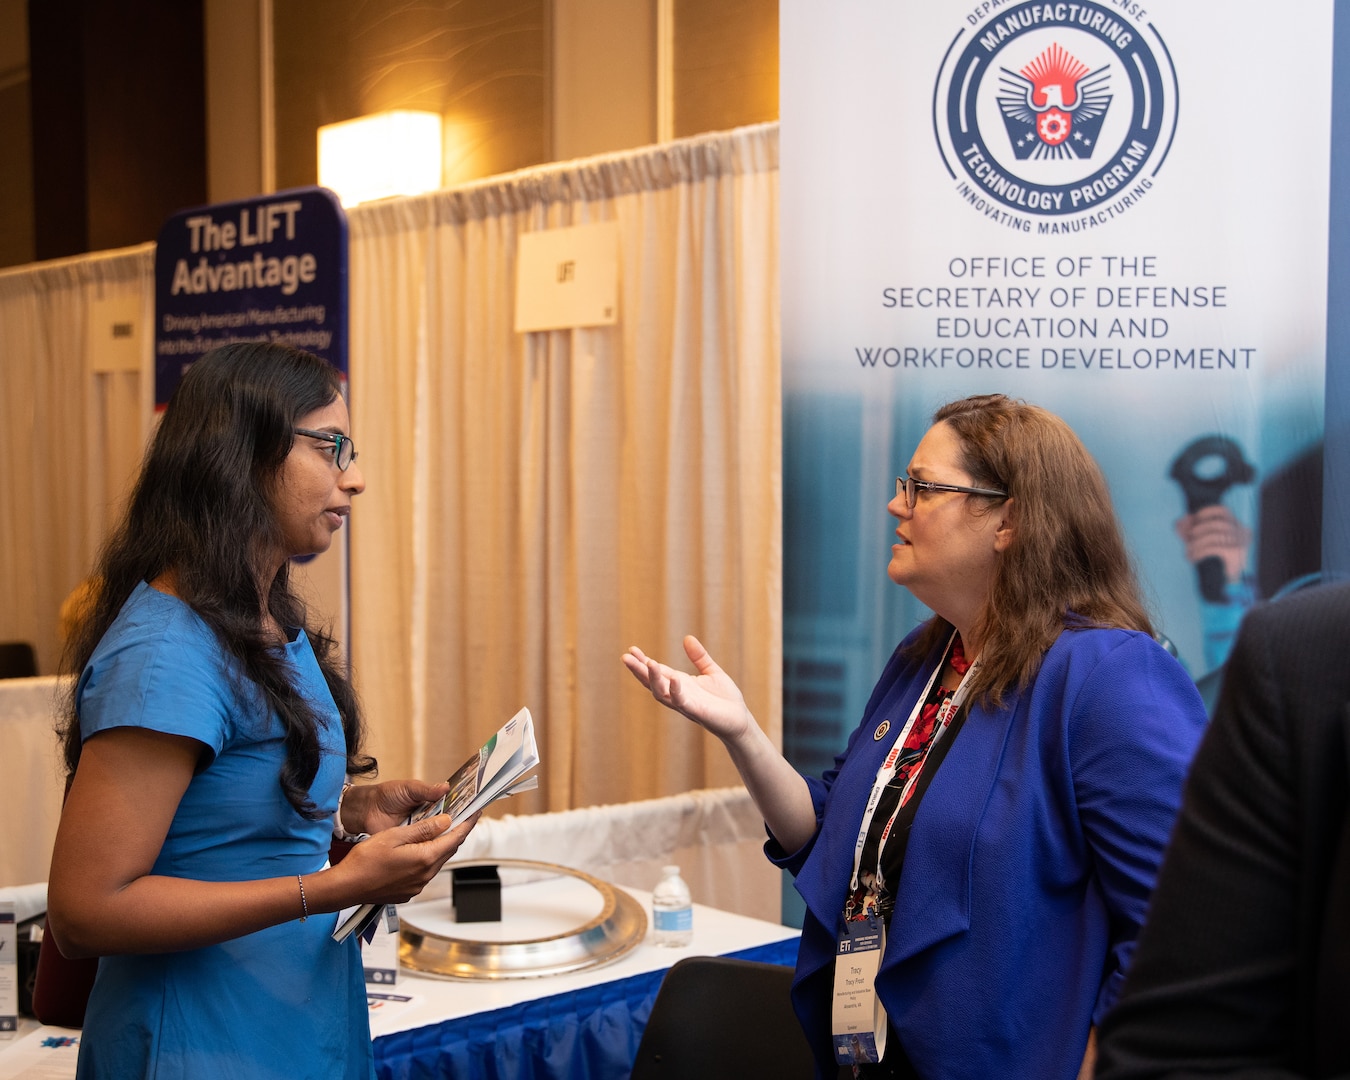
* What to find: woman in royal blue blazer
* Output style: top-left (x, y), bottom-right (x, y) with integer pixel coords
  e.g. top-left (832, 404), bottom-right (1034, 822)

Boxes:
top-left (624, 394), bottom-right (1207, 1080)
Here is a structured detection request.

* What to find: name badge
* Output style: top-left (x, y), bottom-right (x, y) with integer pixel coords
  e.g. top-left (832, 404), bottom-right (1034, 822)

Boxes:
top-left (832, 914), bottom-right (888, 1065)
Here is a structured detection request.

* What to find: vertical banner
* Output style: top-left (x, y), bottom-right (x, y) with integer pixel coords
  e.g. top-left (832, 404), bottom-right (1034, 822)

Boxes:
top-left (781, 2), bottom-right (1332, 772)
top-left (153, 188), bottom-right (352, 642)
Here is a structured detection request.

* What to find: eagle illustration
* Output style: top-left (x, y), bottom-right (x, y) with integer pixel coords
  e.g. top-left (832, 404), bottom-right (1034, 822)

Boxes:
top-left (996, 43), bottom-right (1112, 160)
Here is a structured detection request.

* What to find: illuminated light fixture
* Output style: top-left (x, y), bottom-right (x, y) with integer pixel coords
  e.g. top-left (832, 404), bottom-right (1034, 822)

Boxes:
top-left (317, 110), bottom-right (443, 207)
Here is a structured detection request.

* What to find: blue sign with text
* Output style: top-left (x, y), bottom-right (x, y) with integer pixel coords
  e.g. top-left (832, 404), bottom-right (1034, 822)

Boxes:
top-left (154, 187), bottom-right (348, 405)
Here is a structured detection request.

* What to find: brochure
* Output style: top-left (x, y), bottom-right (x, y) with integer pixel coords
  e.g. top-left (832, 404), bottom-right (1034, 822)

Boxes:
top-left (332, 706), bottom-right (539, 943)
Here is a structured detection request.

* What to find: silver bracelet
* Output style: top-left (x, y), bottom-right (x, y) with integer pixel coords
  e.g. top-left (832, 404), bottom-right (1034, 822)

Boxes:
top-left (297, 874), bottom-right (309, 921)
top-left (333, 782), bottom-right (370, 843)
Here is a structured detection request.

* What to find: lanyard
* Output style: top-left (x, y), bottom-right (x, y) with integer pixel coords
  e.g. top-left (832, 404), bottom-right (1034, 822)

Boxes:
top-left (847, 632), bottom-right (980, 897)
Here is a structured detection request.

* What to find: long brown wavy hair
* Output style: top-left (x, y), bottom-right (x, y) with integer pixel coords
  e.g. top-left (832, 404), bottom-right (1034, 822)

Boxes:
top-left (905, 394), bottom-right (1153, 706)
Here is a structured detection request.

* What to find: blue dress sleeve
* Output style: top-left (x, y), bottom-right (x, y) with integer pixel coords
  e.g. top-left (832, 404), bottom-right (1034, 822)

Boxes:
top-left (77, 591), bottom-right (238, 762)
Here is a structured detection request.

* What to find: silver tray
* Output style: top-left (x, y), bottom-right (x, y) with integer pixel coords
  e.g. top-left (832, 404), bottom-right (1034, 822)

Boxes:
top-left (398, 858), bottom-right (648, 980)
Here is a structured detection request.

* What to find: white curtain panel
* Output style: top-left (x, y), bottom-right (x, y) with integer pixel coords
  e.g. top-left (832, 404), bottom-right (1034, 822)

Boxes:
top-left (347, 123), bottom-right (782, 809)
top-left (0, 676), bottom-right (68, 886)
top-left (0, 244), bottom-right (156, 677)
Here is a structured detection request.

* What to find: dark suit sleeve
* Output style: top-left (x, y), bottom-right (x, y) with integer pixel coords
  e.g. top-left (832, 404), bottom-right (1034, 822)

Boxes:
top-left (1095, 605), bottom-right (1314, 1079)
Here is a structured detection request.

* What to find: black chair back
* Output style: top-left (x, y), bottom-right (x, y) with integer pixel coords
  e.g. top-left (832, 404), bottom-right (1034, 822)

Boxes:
top-left (0, 642), bottom-right (38, 679)
top-left (631, 955), bottom-right (816, 1080)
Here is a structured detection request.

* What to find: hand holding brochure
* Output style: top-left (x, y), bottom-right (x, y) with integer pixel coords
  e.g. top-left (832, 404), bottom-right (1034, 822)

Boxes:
top-left (332, 707), bottom-right (539, 943)
top-left (414, 706), bottom-right (540, 827)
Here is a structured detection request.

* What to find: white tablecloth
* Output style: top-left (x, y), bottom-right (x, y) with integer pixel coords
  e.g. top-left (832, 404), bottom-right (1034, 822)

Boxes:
top-left (0, 879), bottom-right (800, 1080)
top-left (370, 879), bottom-right (797, 1039)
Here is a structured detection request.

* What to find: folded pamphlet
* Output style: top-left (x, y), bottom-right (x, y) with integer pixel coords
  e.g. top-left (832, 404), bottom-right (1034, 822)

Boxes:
top-left (332, 707), bottom-right (539, 943)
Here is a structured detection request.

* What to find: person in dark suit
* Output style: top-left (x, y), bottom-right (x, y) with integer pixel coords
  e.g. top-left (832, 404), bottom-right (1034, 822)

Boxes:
top-left (1096, 580), bottom-right (1350, 1079)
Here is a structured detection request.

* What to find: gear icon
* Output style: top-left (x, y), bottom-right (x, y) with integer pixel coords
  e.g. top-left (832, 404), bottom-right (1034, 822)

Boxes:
top-left (1038, 108), bottom-right (1070, 145)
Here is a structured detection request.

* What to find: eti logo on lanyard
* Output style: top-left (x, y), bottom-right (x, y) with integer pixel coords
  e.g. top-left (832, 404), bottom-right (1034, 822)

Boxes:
top-left (832, 915), bottom-right (888, 1065)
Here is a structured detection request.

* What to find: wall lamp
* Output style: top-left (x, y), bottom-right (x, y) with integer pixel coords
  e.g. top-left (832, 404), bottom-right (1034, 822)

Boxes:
top-left (317, 110), bottom-right (443, 208)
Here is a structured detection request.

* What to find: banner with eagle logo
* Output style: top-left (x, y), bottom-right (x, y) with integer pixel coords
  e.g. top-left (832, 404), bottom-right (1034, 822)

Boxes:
top-left (778, 0), bottom-right (1336, 777)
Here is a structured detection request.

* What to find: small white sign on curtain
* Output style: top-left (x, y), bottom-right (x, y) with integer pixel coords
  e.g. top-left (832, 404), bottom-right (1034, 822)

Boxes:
top-left (87, 295), bottom-right (142, 373)
top-left (514, 221), bottom-right (619, 332)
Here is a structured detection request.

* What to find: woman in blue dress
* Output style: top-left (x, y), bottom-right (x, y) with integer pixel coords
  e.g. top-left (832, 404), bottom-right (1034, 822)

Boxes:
top-left (623, 395), bottom-right (1207, 1080)
top-left (46, 342), bottom-right (476, 1079)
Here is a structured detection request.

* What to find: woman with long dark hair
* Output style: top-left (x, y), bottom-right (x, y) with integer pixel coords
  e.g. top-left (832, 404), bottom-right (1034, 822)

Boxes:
top-left (624, 395), bottom-right (1208, 1080)
top-left (47, 342), bottom-right (474, 1079)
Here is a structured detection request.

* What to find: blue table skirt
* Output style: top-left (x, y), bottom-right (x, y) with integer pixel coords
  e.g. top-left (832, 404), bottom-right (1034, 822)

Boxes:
top-left (374, 938), bottom-right (800, 1080)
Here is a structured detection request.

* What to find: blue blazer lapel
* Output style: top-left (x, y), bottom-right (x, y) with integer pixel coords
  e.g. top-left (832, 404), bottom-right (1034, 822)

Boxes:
top-left (795, 655), bottom-right (939, 944)
top-left (885, 689), bottom-right (1022, 965)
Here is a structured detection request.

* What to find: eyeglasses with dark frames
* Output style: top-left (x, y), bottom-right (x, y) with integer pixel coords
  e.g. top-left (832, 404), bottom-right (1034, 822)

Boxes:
top-left (895, 475), bottom-right (1007, 510)
top-left (294, 428), bottom-right (358, 471)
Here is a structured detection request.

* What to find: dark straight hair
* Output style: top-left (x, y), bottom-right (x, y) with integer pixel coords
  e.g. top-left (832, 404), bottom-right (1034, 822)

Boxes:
top-left (907, 394), bottom-right (1153, 707)
top-left (59, 342), bottom-right (375, 815)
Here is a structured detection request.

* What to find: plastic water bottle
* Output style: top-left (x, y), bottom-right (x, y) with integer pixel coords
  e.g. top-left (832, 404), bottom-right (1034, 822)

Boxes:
top-left (651, 864), bottom-right (694, 947)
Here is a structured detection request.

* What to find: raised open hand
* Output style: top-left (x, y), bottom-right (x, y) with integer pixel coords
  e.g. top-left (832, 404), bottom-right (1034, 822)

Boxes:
top-left (623, 635), bottom-right (818, 854)
top-left (622, 635), bottom-right (754, 743)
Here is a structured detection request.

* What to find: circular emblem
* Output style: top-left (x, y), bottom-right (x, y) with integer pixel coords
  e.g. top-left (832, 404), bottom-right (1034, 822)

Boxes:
top-left (933, 1), bottom-right (1178, 221)
top-left (873, 720), bottom-right (891, 742)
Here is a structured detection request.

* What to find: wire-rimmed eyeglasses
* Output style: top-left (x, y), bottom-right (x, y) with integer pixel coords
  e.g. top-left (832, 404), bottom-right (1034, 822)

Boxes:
top-left (294, 428), bottom-right (358, 470)
top-left (895, 475), bottom-right (1007, 510)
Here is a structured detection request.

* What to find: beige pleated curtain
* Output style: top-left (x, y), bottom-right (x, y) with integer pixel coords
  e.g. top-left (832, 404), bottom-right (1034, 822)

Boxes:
top-left (0, 244), bottom-right (157, 674)
top-left (0, 123), bottom-right (781, 811)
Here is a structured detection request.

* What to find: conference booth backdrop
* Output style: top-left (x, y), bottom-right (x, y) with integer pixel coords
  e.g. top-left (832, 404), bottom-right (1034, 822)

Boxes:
top-left (0, 124), bottom-right (782, 845)
top-left (8, 0), bottom-right (1350, 908)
